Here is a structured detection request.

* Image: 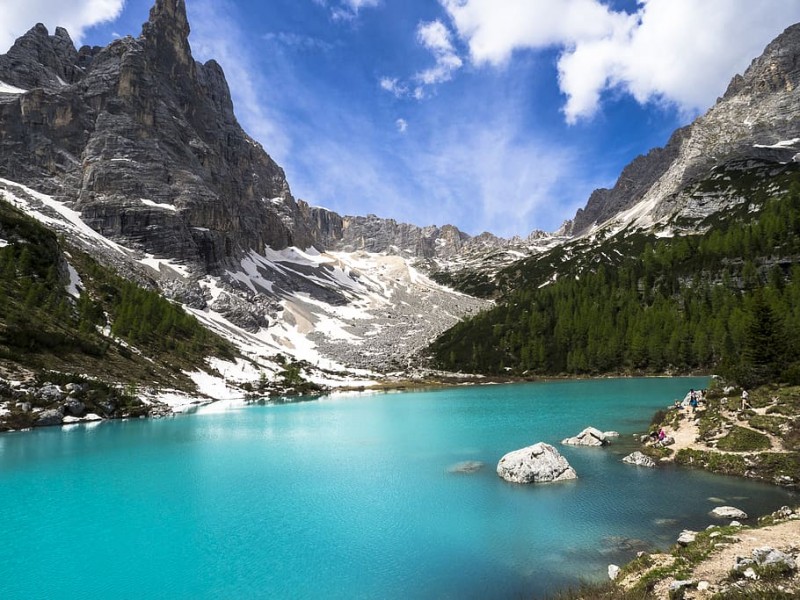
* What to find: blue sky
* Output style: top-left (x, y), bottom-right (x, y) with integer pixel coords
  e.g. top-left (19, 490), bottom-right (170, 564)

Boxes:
top-left (3, 1), bottom-right (800, 237)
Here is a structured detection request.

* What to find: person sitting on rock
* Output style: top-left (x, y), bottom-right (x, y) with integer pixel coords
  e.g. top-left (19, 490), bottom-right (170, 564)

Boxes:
top-left (657, 428), bottom-right (666, 442)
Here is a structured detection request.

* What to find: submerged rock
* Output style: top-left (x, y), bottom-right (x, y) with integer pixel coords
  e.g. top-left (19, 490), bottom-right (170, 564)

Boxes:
top-left (448, 461), bottom-right (484, 474)
top-left (562, 426), bottom-right (609, 446)
top-left (622, 451), bottom-right (656, 468)
top-left (496, 442), bottom-right (578, 484)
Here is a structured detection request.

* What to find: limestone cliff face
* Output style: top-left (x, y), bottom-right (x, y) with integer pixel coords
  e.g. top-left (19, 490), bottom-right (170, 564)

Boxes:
top-left (567, 23), bottom-right (800, 236)
top-left (0, 0), bottom-right (319, 270)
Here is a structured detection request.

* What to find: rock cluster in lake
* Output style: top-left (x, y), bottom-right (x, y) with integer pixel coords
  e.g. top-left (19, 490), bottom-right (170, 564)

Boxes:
top-left (496, 442), bottom-right (578, 484)
top-left (562, 426), bottom-right (612, 446)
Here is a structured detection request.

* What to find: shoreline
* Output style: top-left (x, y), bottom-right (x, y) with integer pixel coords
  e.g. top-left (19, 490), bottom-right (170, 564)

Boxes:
top-left (582, 381), bottom-right (800, 598)
top-left (1, 372), bottom-right (713, 434)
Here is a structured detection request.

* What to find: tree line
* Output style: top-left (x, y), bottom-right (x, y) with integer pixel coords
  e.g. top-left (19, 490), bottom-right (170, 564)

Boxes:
top-left (430, 183), bottom-right (800, 388)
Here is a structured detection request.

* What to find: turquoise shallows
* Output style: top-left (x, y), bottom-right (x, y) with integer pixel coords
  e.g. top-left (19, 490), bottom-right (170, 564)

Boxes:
top-left (0, 378), bottom-right (795, 599)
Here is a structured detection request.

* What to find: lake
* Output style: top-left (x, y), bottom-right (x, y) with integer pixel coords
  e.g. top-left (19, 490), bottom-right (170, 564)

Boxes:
top-left (0, 378), bottom-right (795, 598)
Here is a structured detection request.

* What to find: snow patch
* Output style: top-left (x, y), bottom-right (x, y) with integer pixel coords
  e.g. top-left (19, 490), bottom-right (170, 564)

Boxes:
top-left (139, 255), bottom-right (191, 278)
top-left (0, 80), bottom-right (26, 94)
top-left (141, 198), bottom-right (178, 211)
top-left (0, 239), bottom-right (8, 248)
top-left (0, 178), bottom-right (129, 255)
top-left (754, 138), bottom-right (800, 149)
top-left (65, 261), bottom-right (83, 298)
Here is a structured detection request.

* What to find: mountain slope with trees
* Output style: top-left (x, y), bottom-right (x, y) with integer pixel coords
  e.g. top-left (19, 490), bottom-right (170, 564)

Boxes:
top-left (0, 196), bottom-right (235, 394)
top-left (430, 164), bottom-right (800, 387)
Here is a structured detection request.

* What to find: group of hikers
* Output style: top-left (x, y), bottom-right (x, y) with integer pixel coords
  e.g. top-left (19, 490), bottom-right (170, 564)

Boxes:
top-left (649, 386), bottom-right (754, 447)
top-left (673, 387), bottom-right (705, 413)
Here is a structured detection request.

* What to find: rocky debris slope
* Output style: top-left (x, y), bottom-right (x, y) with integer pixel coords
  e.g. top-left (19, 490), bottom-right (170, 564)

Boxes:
top-left (496, 442), bottom-right (578, 483)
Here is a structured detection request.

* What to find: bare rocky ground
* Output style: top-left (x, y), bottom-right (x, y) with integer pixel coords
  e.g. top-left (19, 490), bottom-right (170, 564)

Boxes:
top-left (610, 507), bottom-right (800, 599)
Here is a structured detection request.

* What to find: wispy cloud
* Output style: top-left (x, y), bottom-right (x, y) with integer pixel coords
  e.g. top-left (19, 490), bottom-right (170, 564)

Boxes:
top-left (189, 0), bottom-right (292, 163)
top-left (410, 121), bottom-right (586, 236)
top-left (313, 0), bottom-right (381, 21)
top-left (395, 118), bottom-right (408, 133)
top-left (380, 19), bottom-right (463, 100)
top-left (415, 20), bottom-right (463, 86)
top-left (262, 31), bottom-right (335, 52)
top-left (380, 76), bottom-right (407, 97)
top-left (0, 0), bottom-right (124, 52)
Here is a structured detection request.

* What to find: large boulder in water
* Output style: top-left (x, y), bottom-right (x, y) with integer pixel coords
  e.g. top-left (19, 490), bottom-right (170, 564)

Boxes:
top-left (497, 442), bottom-right (578, 484)
top-left (562, 426), bottom-right (609, 446)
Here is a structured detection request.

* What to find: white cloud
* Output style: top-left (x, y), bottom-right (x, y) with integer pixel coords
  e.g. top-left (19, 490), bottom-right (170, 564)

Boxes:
top-left (415, 20), bottom-right (463, 86)
top-left (441, 0), bottom-right (800, 123)
top-left (0, 0), bottom-right (125, 52)
top-left (395, 118), bottom-right (408, 133)
top-left (380, 76), bottom-right (406, 97)
top-left (380, 20), bottom-right (463, 100)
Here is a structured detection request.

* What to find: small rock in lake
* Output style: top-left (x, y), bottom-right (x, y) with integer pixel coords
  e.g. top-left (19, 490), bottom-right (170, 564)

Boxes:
top-left (621, 451), bottom-right (656, 468)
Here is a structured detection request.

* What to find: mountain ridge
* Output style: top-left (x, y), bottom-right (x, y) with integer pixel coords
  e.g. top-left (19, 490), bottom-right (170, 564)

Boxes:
top-left (1, 0), bottom-right (800, 389)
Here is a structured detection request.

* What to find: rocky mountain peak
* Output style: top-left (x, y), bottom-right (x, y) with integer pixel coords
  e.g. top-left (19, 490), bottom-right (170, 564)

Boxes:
top-left (724, 23), bottom-right (800, 100)
top-left (141, 0), bottom-right (193, 72)
top-left (565, 20), bottom-right (800, 237)
top-left (0, 22), bottom-right (81, 90)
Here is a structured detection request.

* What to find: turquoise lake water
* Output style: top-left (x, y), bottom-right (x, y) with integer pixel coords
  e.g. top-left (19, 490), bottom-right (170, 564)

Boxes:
top-left (0, 378), bottom-right (796, 599)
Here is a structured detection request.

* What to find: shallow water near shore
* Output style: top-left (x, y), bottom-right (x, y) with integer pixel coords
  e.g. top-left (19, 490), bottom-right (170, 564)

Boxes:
top-left (0, 377), bottom-right (795, 599)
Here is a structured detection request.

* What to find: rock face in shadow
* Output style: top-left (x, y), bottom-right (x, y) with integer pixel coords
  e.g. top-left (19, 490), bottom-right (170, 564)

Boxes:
top-left (496, 442), bottom-right (578, 483)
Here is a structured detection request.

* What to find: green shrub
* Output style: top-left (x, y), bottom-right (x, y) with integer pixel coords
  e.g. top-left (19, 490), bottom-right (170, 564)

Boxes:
top-left (716, 426), bottom-right (772, 451)
top-left (748, 414), bottom-right (787, 436)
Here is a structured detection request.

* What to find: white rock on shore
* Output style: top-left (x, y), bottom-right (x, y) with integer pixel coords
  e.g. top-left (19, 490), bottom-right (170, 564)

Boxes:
top-left (711, 506), bottom-right (748, 520)
top-left (562, 426), bottom-right (609, 446)
top-left (497, 442), bottom-right (578, 484)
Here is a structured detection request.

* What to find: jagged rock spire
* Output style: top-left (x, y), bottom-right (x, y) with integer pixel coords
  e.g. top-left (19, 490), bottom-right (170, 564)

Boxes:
top-left (141, 0), bottom-right (193, 69)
